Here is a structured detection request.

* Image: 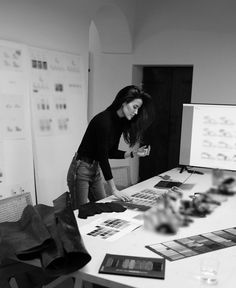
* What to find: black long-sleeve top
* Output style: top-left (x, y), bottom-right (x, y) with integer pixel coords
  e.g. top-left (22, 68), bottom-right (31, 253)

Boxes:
top-left (76, 108), bottom-right (127, 180)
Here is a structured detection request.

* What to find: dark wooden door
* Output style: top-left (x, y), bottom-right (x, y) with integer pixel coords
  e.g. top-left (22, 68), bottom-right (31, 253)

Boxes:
top-left (139, 66), bottom-right (193, 181)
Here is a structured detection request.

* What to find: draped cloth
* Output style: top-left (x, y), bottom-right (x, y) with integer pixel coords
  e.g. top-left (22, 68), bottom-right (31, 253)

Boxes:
top-left (0, 192), bottom-right (91, 286)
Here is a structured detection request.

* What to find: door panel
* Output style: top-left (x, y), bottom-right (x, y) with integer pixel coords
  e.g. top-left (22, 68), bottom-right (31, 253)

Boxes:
top-left (139, 66), bottom-right (193, 181)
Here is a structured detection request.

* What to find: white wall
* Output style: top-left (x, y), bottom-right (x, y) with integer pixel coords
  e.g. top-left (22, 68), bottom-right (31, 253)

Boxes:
top-left (4, 0), bottom-right (234, 197)
top-left (0, 0), bottom-right (136, 115)
top-left (0, 0), bottom-right (138, 202)
top-left (134, 0), bottom-right (236, 104)
top-left (0, 0), bottom-right (96, 98)
top-left (88, 2), bottom-right (135, 119)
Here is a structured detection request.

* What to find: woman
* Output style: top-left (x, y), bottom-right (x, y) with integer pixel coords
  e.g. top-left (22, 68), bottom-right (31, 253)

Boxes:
top-left (67, 85), bottom-right (155, 209)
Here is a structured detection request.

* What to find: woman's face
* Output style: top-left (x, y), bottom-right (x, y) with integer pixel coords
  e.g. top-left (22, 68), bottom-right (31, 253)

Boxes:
top-left (122, 98), bottom-right (143, 120)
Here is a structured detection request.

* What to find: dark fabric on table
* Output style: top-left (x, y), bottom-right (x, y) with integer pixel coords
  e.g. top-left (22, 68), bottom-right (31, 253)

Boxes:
top-left (78, 202), bottom-right (126, 219)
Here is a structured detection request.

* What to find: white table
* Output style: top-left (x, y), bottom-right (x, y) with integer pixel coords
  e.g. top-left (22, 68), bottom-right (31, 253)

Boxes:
top-left (59, 168), bottom-right (236, 288)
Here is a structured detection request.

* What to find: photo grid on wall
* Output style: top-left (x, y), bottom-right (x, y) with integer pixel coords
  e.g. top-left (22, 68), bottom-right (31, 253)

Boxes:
top-left (30, 48), bottom-right (83, 136)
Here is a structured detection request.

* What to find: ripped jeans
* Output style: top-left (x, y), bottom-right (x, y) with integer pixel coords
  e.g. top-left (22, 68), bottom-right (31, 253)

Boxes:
top-left (67, 153), bottom-right (106, 209)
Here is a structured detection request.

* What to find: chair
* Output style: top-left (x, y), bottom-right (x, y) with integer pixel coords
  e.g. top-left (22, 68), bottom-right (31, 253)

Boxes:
top-left (112, 165), bottom-right (131, 189)
top-left (104, 165), bottom-right (132, 196)
top-left (0, 192), bottom-right (32, 223)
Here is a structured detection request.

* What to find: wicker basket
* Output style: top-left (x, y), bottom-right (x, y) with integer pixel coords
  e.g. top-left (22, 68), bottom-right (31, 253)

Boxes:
top-left (0, 192), bottom-right (32, 222)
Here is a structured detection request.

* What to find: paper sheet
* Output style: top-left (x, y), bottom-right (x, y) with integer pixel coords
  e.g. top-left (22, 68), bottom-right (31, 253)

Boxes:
top-left (80, 216), bottom-right (142, 242)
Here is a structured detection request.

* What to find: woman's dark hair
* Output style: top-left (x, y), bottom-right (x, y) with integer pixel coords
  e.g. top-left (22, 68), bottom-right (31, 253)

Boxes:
top-left (107, 85), bottom-right (155, 146)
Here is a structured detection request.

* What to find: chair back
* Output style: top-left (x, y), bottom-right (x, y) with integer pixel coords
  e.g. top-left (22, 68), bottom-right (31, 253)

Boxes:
top-left (0, 193), bottom-right (32, 223)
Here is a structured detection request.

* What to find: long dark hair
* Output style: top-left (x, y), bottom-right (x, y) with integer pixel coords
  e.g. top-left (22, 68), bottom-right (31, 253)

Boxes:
top-left (107, 85), bottom-right (155, 147)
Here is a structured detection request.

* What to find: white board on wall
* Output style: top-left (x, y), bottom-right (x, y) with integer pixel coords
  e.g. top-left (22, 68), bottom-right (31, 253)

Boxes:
top-left (29, 46), bottom-right (87, 205)
top-left (0, 40), bottom-right (36, 203)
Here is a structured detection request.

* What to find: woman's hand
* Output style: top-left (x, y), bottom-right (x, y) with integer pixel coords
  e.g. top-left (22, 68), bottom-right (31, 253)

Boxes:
top-left (106, 179), bottom-right (131, 201)
top-left (112, 189), bottom-right (132, 202)
top-left (135, 145), bottom-right (151, 157)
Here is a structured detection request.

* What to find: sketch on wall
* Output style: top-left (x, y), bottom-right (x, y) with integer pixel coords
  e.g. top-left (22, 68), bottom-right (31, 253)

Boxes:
top-left (0, 46), bottom-right (26, 139)
top-left (0, 40), bottom-right (35, 202)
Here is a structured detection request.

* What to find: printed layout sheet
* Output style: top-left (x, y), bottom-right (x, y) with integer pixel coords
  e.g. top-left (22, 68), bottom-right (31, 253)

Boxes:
top-left (29, 46), bottom-right (86, 204)
top-left (146, 227), bottom-right (236, 261)
top-left (30, 48), bottom-right (83, 137)
top-left (0, 40), bottom-right (35, 201)
top-left (130, 189), bottom-right (164, 206)
top-left (115, 189), bottom-right (165, 210)
top-left (31, 49), bottom-right (70, 136)
top-left (80, 213), bottom-right (142, 242)
top-left (190, 105), bottom-right (236, 170)
top-left (0, 45), bottom-right (26, 139)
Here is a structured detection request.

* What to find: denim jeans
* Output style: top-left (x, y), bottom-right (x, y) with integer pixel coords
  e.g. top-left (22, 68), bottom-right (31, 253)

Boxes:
top-left (67, 153), bottom-right (106, 209)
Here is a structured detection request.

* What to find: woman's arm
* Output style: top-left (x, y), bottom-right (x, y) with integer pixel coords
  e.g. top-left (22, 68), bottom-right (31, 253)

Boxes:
top-left (124, 145), bottom-right (151, 158)
top-left (106, 178), bottom-right (132, 201)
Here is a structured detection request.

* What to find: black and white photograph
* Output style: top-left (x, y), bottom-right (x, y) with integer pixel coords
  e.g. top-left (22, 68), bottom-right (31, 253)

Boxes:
top-left (1, 1), bottom-right (236, 288)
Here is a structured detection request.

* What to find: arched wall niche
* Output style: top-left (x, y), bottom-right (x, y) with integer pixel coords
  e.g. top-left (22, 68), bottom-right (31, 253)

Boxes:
top-left (88, 3), bottom-right (136, 183)
top-left (92, 4), bottom-right (132, 53)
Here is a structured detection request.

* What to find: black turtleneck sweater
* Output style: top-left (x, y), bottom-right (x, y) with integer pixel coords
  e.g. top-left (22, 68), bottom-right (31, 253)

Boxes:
top-left (77, 109), bottom-right (127, 180)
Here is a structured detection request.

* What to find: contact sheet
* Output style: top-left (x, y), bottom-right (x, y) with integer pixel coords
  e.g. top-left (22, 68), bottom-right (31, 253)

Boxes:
top-left (146, 227), bottom-right (236, 261)
top-left (80, 217), bottom-right (142, 241)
